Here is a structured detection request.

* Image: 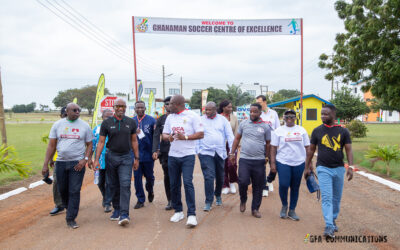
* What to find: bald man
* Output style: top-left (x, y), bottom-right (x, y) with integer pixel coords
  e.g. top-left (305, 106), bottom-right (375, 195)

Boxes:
top-left (198, 102), bottom-right (234, 211)
top-left (94, 98), bottom-right (140, 226)
top-left (42, 103), bottom-right (93, 229)
top-left (162, 95), bottom-right (204, 227)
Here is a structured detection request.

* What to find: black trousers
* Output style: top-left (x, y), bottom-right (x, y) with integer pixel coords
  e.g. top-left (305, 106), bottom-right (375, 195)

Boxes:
top-left (238, 158), bottom-right (266, 211)
top-left (159, 153), bottom-right (171, 202)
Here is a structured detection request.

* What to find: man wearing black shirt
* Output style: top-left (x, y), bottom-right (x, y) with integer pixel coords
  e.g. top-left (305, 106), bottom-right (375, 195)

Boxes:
top-left (152, 96), bottom-right (172, 210)
top-left (94, 98), bottom-right (140, 226)
top-left (305, 104), bottom-right (353, 239)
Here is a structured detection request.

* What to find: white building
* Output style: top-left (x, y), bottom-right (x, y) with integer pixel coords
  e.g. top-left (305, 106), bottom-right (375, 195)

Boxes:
top-left (130, 80), bottom-right (267, 101)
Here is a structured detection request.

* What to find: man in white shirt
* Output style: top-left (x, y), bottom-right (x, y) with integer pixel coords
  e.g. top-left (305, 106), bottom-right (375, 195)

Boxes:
top-left (162, 95), bottom-right (204, 227)
top-left (256, 95), bottom-right (280, 197)
top-left (198, 102), bottom-right (234, 211)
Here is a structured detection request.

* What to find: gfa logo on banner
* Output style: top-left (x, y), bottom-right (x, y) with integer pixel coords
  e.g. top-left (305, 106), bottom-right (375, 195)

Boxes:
top-left (136, 18), bottom-right (149, 32)
top-left (288, 19), bottom-right (299, 34)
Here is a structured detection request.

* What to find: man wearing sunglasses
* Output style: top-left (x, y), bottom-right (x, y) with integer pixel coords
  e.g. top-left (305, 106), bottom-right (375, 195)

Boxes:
top-left (152, 96), bottom-right (173, 210)
top-left (94, 98), bottom-right (140, 227)
top-left (42, 103), bottom-right (93, 229)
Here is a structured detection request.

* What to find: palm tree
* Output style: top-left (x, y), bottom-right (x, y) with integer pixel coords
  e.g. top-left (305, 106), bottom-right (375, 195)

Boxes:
top-left (365, 144), bottom-right (400, 176)
top-left (225, 84), bottom-right (255, 110)
top-left (0, 144), bottom-right (30, 177)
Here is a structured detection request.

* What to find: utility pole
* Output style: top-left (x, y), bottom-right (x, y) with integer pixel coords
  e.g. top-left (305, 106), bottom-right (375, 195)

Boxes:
top-left (162, 65), bottom-right (165, 99)
top-left (0, 67), bottom-right (7, 146)
top-left (180, 76), bottom-right (183, 96)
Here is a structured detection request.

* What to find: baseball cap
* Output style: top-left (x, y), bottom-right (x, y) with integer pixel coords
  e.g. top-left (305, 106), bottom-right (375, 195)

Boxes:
top-left (284, 109), bottom-right (296, 115)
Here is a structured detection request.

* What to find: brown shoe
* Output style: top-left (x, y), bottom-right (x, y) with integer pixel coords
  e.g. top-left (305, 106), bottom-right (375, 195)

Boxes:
top-left (252, 210), bottom-right (261, 218)
top-left (240, 202), bottom-right (246, 213)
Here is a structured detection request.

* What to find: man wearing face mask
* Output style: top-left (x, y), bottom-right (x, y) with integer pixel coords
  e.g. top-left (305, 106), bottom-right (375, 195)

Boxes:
top-left (198, 102), bottom-right (234, 212)
top-left (42, 103), bottom-right (93, 229)
top-left (132, 101), bottom-right (156, 209)
top-left (229, 103), bottom-right (271, 218)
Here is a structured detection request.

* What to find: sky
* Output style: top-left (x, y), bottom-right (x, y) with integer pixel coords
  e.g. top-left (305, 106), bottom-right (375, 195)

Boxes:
top-left (0, 0), bottom-right (346, 108)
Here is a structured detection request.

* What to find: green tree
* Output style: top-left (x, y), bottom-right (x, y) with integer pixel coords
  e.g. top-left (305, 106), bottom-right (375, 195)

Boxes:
top-left (189, 87), bottom-right (228, 109)
top-left (0, 144), bottom-right (31, 177)
top-left (319, 0), bottom-right (400, 108)
top-left (11, 102), bottom-right (36, 113)
top-left (365, 144), bottom-right (400, 176)
top-left (331, 86), bottom-right (370, 122)
top-left (53, 85), bottom-right (110, 115)
top-left (370, 98), bottom-right (400, 113)
top-left (225, 84), bottom-right (254, 110)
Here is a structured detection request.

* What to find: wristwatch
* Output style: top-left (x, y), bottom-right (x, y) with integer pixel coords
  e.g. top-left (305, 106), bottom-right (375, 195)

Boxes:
top-left (84, 156), bottom-right (89, 161)
top-left (185, 135), bottom-right (188, 140)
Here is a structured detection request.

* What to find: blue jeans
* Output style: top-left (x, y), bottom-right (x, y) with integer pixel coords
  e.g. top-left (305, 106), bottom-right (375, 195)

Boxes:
top-left (199, 153), bottom-right (225, 204)
top-left (168, 155), bottom-right (196, 216)
top-left (276, 161), bottom-right (305, 210)
top-left (134, 161), bottom-right (155, 203)
top-left (55, 161), bottom-right (85, 222)
top-left (316, 166), bottom-right (345, 228)
top-left (106, 151), bottom-right (133, 217)
top-left (98, 169), bottom-right (112, 206)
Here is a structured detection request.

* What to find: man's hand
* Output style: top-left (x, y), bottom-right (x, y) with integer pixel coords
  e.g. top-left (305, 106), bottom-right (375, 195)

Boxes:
top-left (152, 152), bottom-right (159, 160)
top-left (88, 159), bottom-right (93, 170)
top-left (133, 159), bottom-right (139, 171)
top-left (93, 160), bottom-right (100, 170)
top-left (169, 134), bottom-right (175, 142)
top-left (270, 163), bottom-right (277, 173)
top-left (74, 159), bottom-right (87, 171)
top-left (347, 168), bottom-right (353, 181)
top-left (176, 132), bottom-right (186, 140)
top-left (304, 168), bottom-right (312, 180)
top-left (42, 163), bottom-right (49, 177)
top-left (229, 154), bottom-right (236, 165)
top-left (49, 159), bottom-right (55, 168)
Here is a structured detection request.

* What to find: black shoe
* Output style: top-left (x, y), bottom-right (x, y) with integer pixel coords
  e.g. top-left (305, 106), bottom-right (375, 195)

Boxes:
top-left (333, 220), bottom-right (339, 232)
top-left (50, 207), bottom-right (64, 216)
top-left (134, 201), bottom-right (144, 209)
top-left (165, 201), bottom-right (173, 210)
top-left (148, 192), bottom-right (154, 203)
top-left (240, 202), bottom-right (246, 213)
top-left (104, 205), bottom-right (112, 213)
top-left (324, 226), bottom-right (335, 239)
top-left (66, 220), bottom-right (79, 229)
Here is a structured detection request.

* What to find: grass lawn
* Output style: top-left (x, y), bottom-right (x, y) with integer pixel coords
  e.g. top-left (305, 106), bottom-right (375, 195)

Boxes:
top-left (352, 124), bottom-right (400, 180)
top-left (5, 112), bottom-right (92, 123)
top-left (0, 123), bottom-right (52, 185)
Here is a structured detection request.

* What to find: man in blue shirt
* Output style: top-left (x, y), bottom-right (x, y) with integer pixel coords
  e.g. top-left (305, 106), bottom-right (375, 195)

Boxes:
top-left (198, 102), bottom-right (234, 211)
top-left (89, 109), bottom-right (113, 213)
top-left (133, 101), bottom-right (156, 209)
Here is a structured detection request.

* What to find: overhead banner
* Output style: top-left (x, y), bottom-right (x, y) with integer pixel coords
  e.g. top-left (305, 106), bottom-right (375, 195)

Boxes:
top-left (134, 17), bottom-right (301, 36)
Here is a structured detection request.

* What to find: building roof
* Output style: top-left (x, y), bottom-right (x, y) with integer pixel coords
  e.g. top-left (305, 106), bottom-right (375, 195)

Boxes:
top-left (350, 80), bottom-right (364, 86)
top-left (268, 94), bottom-right (332, 108)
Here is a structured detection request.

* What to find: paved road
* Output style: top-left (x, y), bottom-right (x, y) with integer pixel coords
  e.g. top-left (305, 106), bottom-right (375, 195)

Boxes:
top-left (0, 159), bottom-right (399, 250)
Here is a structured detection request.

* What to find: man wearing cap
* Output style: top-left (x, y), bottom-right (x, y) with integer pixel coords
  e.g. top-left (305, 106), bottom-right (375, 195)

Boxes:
top-left (162, 95), bottom-right (204, 227)
top-left (198, 102), bottom-right (234, 211)
top-left (94, 98), bottom-right (140, 226)
top-left (132, 101), bottom-right (156, 209)
top-left (152, 96), bottom-right (173, 210)
top-left (42, 103), bottom-right (93, 229)
top-left (48, 106), bottom-right (67, 216)
top-left (229, 103), bottom-right (271, 218)
top-left (256, 95), bottom-right (280, 197)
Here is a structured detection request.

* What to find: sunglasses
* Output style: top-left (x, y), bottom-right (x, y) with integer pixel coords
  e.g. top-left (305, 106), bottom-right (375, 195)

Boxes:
top-left (72, 108), bottom-right (81, 113)
top-left (164, 102), bottom-right (170, 106)
top-left (284, 115), bottom-right (296, 119)
top-left (114, 105), bottom-right (126, 109)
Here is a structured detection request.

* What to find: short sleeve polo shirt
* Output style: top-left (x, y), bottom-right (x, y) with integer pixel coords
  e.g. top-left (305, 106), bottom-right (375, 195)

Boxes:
top-left (100, 115), bottom-right (137, 154)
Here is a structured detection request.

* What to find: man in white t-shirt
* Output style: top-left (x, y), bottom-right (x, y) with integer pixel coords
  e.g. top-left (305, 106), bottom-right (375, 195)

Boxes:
top-left (256, 95), bottom-right (280, 197)
top-left (162, 95), bottom-right (204, 227)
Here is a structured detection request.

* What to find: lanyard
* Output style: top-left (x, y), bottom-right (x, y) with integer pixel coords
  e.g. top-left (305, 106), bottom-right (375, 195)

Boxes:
top-left (137, 115), bottom-right (146, 128)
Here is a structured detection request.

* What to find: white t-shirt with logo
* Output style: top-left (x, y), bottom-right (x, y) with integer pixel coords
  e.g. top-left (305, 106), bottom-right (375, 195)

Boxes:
top-left (271, 125), bottom-right (310, 166)
top-left (163, 110), bottom-right (204, 157)
top-left (261, 108), bottom-right (280, 130)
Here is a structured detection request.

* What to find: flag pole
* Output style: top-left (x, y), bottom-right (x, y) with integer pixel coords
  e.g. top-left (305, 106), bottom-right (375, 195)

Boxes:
top-left (132, 16), bottom-right (138, 101)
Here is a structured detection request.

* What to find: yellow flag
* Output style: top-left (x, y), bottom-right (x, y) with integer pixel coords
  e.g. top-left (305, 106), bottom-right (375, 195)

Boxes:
top-left (147, 90), bottom-right (154, 115)
top-left (91, 74), bottom-right (105, 129)
top-left (73, 97), bottom-right (78, 104)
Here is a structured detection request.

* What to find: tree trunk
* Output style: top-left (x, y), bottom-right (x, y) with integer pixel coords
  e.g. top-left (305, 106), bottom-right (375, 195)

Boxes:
top-left (386, 163), bottom-right (390, 176)
top-left (0, 67), bottom-right (7, 146)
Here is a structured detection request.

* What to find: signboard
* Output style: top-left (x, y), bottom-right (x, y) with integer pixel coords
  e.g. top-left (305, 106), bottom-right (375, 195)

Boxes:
top-left (201, 90), bottom-right (208, 113)
top-left (237, 105), bottom-right (251, 122)
top-left (134, 17), bottom-right (301, 36)
top-left (100, 96), bottom-right (117, 114)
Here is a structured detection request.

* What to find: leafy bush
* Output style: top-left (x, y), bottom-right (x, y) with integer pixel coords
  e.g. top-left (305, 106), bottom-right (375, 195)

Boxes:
top-left (347, 120), bottom-right (368, 138)
top-left (365, 144), bottom-right (400, 176)
top-left (0, 144), bottom-right (31, 177)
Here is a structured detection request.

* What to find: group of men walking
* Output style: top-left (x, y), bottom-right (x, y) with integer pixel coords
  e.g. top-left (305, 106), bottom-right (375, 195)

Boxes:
top-left (42, 94), bottom-right (354, 239)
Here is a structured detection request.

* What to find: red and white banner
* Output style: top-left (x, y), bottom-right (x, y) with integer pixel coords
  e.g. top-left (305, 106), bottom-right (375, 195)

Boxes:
top-left (134, 17), bottom-right (301, 36)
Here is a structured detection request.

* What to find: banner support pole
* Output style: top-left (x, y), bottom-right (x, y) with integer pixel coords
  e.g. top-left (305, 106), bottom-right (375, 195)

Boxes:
top-left (300, 18), bottom-right (304, 126)
top-left (132, 16), bottom-right (138, 101)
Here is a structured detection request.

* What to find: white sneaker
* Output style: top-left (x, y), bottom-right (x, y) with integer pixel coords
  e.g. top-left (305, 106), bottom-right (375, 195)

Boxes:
top-left (186, 215), bottom-right (197, 227)
top-left (170, 212), bottom-right (184, 222)
top-left (229, 183), bottom-right (236, 194)
top-left (262, 189), bottom-right (269, 197)
top-left (222, 187), bottom-right (230, 195)
top-left (268, 182), bottom-right (274, 192)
